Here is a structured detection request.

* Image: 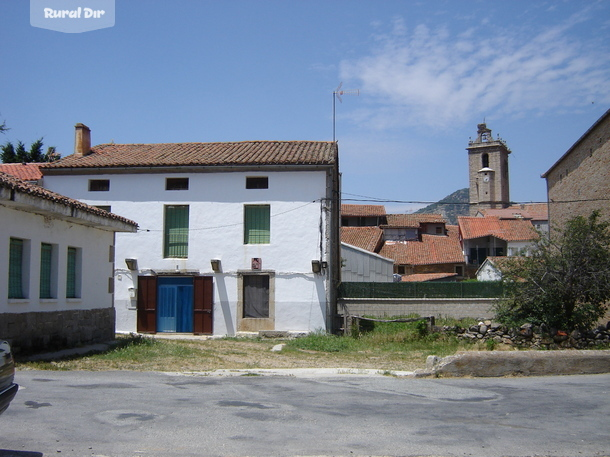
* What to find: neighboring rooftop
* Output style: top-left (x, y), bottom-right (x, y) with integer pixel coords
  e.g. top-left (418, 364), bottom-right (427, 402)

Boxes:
top-left (458, 216), bottom-right (538, 241)
top-left (479, 203), bottom-right (548, 221)
top-left (0, 171), bottom-right (137, 230)
top-left (401, 273), bottom-right (459, 282)
top-left (379, 226), bottom-right (464, 266)
top-left (383, 213), bottom-right (446, 228)
top-left (340, 226), bottom-right (384, 252)
top-left (341, 204), bottom-right (386, 217)
top-left (43, 141), bottom-right (337, 170)
top-left (0, 163), bottom-right (43, 181)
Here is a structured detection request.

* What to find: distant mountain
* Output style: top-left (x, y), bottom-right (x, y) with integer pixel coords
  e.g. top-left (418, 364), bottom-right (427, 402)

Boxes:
top-left (414, 188), bottom-right (469, 225)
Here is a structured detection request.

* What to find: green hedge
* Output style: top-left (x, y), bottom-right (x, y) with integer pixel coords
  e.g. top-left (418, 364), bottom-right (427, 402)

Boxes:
top-left (339, 281), bottom-right (504, 299)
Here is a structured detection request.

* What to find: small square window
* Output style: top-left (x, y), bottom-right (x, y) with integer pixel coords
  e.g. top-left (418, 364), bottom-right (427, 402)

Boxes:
top-left (89, 179), bottom-right (110, 191)
top-left (166, 177), bottom-right (189, 190)
top-left (246, 177), bottom-right (268, 189)
top-left (95, 205), bottom-right (111, 212)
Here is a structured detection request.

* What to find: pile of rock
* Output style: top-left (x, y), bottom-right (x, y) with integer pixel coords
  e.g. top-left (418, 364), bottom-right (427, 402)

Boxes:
top-left (441, 320), bottom-right (610, 349)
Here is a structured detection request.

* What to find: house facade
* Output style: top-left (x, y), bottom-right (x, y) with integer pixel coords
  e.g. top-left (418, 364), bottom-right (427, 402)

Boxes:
top-left (542, 108), bottom-right (610, 232)
top-left (42, 124), bottom-right (340, 336)
top-left (0, 171), bottom-right (137, 352)
top-left (458, 216), bottom-right (538, 270)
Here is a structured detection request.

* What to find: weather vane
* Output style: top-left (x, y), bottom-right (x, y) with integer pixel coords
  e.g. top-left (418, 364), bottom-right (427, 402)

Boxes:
top-left (333, 82), bottom-right (359, 142)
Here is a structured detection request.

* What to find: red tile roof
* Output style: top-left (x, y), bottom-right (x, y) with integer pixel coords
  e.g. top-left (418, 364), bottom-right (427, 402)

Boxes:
top-left (340, 227), bottom-right (383, 252)
top-left (0, 171), bottom-right (137, 227)
top-left (458, 216), bottom-right (539, 241)
top-left (401, 273), bottom-right (458, 282)
top-left (43, 141), bottom-right (337, 170)
top-left (0, 163), bottom-right (43, 181)
top-left (383, 213), bottom-right (446, 228)
top-left (480, 203), bottom-right (548, 221)
top-left (341, 204), bottom-right (386, 217)
top-left (378, 226), bottom-right (464, 265)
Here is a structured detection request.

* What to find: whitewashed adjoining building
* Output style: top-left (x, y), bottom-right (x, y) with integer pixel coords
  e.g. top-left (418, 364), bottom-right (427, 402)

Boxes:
top-left (0, 171), bottom-right (137, 352)
top-left (340, 243), bottom-right (394, 282)
top-left (42, 124), bottom-right (340, 336)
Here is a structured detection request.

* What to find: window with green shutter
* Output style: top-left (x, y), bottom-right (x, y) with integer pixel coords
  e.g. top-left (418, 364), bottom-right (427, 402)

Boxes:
top-left (244, 205), bottom-right (270, 244)
top-left (9, 238), bottom-right (24, 299)
top-left (164, 205), bottom-right (189, 258)
top-left (40, 243), bottom-right (53, 299)
top-left (66, 247), bottom-right (79, 298)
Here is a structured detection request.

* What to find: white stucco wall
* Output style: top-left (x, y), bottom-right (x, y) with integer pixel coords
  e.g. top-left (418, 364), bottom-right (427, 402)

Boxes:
top-left (476, 262), bottom-right (502, 281)
top-left (0, 204), bottom-right (115, 314)
top-left (43, 169), bottom-right (333, 335)
top-left (507, 240), bottom-right (535, 256)
top-left (341, 243), bottom-right (394, 282)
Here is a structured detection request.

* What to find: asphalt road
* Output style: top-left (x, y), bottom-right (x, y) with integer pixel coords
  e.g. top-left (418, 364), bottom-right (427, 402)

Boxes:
top-left (1, 370), bottom-right (609, 457)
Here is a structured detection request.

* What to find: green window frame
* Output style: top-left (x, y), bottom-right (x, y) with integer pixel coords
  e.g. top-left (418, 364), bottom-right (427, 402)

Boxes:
top-left (40, 243), bottom-right (53, 299)
top-left (8, 238), bottom-right (24, 299)
top-left (164, 205), bottom-right (189, 258)
top-left (66, 247), bottom-right (80, 298)
top-left (244, 205), bottom-right (270, 244)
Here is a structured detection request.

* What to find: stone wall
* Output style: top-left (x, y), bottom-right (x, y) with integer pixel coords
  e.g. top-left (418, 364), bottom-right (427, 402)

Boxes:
top-left (338, 298), bottom-right (495, 321)
top-left (545, 111), bottom-right (610, 231)
top-left (444, 320), bottom-right (610, 349)
top-left (0, 307), bottom-right (115, 354)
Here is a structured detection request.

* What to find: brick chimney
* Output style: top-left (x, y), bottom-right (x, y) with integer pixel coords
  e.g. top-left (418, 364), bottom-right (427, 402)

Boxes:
top-left (74, 123), bottom-right (91, 157)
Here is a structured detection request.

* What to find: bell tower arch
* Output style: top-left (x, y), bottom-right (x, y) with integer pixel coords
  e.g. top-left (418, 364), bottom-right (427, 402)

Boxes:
top-left (467, 123), bottom-right (511, 216)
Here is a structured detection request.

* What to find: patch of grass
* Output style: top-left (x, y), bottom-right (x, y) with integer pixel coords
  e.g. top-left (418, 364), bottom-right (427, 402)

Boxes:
top-left (17, 317), bottom-right (485, 373)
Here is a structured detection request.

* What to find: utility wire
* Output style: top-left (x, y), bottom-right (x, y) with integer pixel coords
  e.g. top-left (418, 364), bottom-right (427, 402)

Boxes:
top-left (136, 200), bottom-right (319, 233)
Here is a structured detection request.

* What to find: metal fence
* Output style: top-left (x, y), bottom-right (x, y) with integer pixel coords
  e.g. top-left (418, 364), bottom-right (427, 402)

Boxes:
top-left (338, 281), bottom-right (505, 299)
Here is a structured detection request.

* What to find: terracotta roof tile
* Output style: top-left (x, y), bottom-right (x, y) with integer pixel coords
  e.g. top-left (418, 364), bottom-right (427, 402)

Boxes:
top-left (480, 203), bottom-right (548, 221)
top-left (341, 204), bottom-right (386, 217)
top-left (401, 273), bottom-right (458, 282)
top-left (0, 171), bottom-right (137, 227)
top-left (340, 227), bottom-right (383, 252)
top-left (379, 226), bottom-right (464, 265)
top-left (43, 141), bottom-right (337, 170)
top-left (384, 213), bottom-right (446, 228)
top-left (0, 163), bottom-right (43, 181)
top-left (458, 216), bottom-right (539, 241)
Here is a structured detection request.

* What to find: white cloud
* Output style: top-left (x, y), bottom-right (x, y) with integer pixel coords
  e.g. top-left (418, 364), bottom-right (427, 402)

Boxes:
top-left (340, 12), bottom-right (610, 130)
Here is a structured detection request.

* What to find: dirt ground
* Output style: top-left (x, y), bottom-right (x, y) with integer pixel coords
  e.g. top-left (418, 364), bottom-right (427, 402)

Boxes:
top-left (18, 336), bottom-right (429, 372)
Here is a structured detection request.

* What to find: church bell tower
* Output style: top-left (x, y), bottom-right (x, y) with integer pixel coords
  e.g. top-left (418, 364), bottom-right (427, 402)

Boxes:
top-left (467, 123), bottom-right (511, 216)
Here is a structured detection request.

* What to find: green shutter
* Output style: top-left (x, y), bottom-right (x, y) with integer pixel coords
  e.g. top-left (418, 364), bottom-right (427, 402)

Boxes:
top-left (40, 243), bottom-right (52, 299)
top-left (244, 205), bottom-right (270, 244)
top-left (164, 205), bottom-right (189, 258)
top-left (8, 238), bottom-right (24, 299)
top-left (66, 247), bottom-right (77, 298)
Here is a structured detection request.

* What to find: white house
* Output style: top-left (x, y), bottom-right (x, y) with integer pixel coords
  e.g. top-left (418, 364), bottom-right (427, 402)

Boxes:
top-left (0, 171), bottom-right (137, 352)
top-left (458, 216), bottom-right (539, 267)
top-left (42, 124), bottom-right (340, 336)
top-left (340, 243), bottom-right (394, 282)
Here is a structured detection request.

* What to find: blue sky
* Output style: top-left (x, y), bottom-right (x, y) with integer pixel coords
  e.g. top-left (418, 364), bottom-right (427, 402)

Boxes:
top-left (1, 0), bottom-right (609, 212)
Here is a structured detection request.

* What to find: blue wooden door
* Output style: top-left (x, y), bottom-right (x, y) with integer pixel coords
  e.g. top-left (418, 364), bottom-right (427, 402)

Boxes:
top-left (157, 277), bottom-right (194, 332)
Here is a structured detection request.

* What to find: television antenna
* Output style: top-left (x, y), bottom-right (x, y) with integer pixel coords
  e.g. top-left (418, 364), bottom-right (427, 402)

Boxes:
top-left (333, 82), bottom-right (359, 142)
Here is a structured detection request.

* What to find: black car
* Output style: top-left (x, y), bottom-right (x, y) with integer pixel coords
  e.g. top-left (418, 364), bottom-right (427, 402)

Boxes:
top-left (0, 340), bottom-right (18, 415)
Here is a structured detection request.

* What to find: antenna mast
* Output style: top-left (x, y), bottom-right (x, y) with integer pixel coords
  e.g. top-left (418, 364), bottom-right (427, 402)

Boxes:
top-left (333, 82), bottom-right (359, 142)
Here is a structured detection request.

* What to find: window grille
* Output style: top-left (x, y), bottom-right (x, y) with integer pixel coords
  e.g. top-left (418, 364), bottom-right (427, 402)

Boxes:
top-left (244, 205), bottom-right (270, 244)
top-left (164, 205), bottom-right (189, 258)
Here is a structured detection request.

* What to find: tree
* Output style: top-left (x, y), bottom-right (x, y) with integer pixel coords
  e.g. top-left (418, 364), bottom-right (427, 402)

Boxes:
top-left (495, 211), bottom-right (610, 331)
top-left (1, 138), bottom-right (60, 163)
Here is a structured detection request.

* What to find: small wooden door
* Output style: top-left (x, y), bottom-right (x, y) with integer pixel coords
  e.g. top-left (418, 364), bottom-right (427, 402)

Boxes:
top-left (137, 276), bottom-right (157, 333)
top-left (194, 276), bottom-right (213, 334)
